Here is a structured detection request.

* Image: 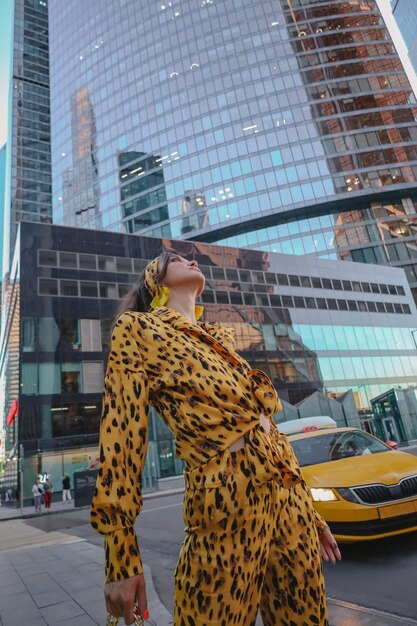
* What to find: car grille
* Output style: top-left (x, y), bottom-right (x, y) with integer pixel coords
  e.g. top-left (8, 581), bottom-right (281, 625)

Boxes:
top-left (351, 475), bottom-right (417, 504)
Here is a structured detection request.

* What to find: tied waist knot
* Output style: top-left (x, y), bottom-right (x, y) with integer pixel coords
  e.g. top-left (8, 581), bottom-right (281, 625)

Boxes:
top-left (249, 369), bottom-right (282, 417)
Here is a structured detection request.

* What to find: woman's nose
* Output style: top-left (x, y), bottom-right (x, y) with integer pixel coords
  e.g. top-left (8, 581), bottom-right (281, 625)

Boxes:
top-left (189, 259), bottom-right (198, 268)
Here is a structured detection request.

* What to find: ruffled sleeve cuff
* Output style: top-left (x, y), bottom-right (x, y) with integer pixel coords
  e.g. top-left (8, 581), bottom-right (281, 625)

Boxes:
top-left (104, 527), bottom-right (143, 582)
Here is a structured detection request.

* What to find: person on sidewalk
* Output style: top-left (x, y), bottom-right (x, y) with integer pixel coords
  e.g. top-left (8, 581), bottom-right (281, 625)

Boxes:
top-left (43, 477), bottom-right (53, 512)
top-left (31, 479), bottom-right (44, 514)
top-left (91, 252), bottom-right (341, 626)
top-left (62, 474), bottom-right (71, 502)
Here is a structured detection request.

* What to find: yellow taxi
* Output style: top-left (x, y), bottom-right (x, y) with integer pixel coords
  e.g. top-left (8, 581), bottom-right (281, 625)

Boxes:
top-left (279, 416), bottom-right (417, 543)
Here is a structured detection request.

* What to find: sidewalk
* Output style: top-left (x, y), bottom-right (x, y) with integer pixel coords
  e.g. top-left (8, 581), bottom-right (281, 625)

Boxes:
top-left (0, 523), bottom-right (416, 626)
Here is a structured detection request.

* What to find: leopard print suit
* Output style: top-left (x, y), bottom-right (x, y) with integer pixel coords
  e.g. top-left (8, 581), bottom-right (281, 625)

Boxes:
top-left (91, 307), bottom-right (328, 625)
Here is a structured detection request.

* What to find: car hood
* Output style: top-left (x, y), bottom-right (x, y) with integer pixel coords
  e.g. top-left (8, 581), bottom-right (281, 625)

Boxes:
top-left (302, 450), bottom-right (417, 488)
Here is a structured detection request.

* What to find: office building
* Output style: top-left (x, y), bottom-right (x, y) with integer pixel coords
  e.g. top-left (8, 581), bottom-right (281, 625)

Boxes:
top-left (48, 0), bottom-right (417, 300)
top-left (3, 0), bottom-right (52, 277)
top-left (1, 221), bottom-right (417, 497)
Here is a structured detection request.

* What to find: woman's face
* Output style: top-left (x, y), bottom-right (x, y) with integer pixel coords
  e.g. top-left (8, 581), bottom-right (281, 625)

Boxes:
top-left (160, 254), bottom-right (205, 296)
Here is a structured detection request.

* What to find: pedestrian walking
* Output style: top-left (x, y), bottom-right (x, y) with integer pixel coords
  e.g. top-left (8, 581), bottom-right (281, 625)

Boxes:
top-left (62, 474), bottom-right (71, 502)
top-left (43, 477), bottom-right (53, 512)
top-left (32, 479), bottom-right (44, 514)
top-left (91, 251), bottom-right (341, 626)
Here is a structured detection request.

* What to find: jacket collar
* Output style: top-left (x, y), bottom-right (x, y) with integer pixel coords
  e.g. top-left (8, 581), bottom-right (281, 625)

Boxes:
top-left (149, 306), bottom-right (240, 364)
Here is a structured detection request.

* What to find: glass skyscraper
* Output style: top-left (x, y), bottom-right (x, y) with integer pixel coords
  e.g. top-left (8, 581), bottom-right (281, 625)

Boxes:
top-left (3, 0), bottom-right (52, 275)
top-left (48, 0), bottom-right (417, 300)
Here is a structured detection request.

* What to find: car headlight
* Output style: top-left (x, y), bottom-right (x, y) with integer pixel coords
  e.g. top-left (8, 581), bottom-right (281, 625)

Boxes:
top-left (310, 488), bottom-right (338, 502)
top-left (336, 488), bottom-right (360, 503)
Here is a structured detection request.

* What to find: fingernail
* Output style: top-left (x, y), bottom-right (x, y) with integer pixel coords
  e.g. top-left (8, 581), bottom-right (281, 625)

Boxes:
top-left (143, 609), bottom-right (149, 620)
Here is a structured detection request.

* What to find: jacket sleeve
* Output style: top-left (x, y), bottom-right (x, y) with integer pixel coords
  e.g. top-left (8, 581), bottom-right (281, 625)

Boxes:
top-left (90, 312), bottom-right (150, 582)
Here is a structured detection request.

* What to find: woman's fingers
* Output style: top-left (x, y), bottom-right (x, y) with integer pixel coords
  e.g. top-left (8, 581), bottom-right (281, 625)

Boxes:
top-left (135, 575), bottom-right (149, 622)
top-left (104, 575), bottom-right (147, 624)
top-left (320, 527), bottom-right (342, 565)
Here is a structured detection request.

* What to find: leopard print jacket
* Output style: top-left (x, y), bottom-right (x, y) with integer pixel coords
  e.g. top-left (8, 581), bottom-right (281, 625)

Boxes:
top-left (90, 307), bottom-right (326, 582)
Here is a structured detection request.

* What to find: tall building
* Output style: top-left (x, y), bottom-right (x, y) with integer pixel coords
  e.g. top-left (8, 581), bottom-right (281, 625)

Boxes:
top-left (0, 144), bottom-right (6, 280)
top-left (49, 0), bottom-right (417, 301)
top-left (392, 0), bottom-right (417, 75)
top-left (3, 0), bottom-right (52, 276)
top-left (1, 221), bottom-right (417, 497)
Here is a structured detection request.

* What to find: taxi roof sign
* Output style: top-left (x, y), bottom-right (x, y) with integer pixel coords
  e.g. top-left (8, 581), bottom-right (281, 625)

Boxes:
top-left (278, 416), bottom-right (337, 436)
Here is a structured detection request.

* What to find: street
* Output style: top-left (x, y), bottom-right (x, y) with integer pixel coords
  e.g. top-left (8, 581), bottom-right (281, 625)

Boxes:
top-left (8, 487), bottom-right (417, 625)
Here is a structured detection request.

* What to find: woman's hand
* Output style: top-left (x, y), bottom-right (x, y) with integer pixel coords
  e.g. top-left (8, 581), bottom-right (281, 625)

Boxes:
top-left (319, 526), bottom-right (342, 564)
top-left (104, 574), bottom-right (148, 625)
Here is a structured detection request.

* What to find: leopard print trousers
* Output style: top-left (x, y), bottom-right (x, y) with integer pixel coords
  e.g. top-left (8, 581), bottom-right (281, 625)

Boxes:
top-left (174, 427), bottom-right (328, 626)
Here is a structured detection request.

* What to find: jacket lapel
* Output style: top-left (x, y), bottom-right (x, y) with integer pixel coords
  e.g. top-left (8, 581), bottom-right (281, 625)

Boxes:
top-left (151, 307), bottom-right (242, 366)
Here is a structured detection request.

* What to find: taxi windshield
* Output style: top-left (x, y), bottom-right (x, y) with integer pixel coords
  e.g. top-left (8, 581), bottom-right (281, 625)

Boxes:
top-left (289, 430), bottom-right (391, 467)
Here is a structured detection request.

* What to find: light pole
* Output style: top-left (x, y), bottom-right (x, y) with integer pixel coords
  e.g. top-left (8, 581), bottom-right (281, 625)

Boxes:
top-left (411, 329), bottom-right (417, 350)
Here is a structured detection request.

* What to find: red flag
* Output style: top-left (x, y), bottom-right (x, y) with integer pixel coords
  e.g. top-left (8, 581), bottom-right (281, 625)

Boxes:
top-left (6, 400), bottom-right (18, 427)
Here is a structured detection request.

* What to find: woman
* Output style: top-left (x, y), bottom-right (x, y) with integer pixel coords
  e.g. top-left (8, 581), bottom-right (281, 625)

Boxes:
top-left (32, 478), bottom-right (44, 515)
top-left (43, 477), bottom-right (53, 512)
top-left (91, 251), bottom-right (341, 626)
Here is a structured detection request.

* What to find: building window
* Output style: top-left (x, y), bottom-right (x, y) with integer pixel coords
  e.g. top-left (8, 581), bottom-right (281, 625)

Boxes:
top-left (276, 273), bottom-right (289, 286)
top-left (82, 361), bottom-right (104, 393)
top-left (327, 299), bottom-right (338, 310)
top-left (61, 280), bottom-right (79, 297)
top-left (385, 302), bottom-right (394, 313)
top-left (347, 300), bottom-right (358, 311)
top-left (403, 304), bottom-right (411, 314)
top-left (311, 277), bottom-right (322, 289)
top-left (244, 293), bottom-right (255, 305)
top-left (230, 292), bottom-right (243, 304)
top-left (370, 283), bottom-right (380, 293)
top-left (380, 284), bottom-right (389, 294)
top-left (253, 271), bottom-right (265, 283)
top-left (322, 278), bottom-right (332, 290)
top-left (305, 297), bottom-right (317, 309)
top-left (282, 295), bottom-right (294, 307)
top-left (376, 302), bottom-right (386, 312)
top-left (116, 257), bottom-right (133, 273)
top-left (397, 285), bottom-right (406, 296)
top-left (264, 272), bottom-right (277, 285)
top-left (293, 296), bottom-right (305, 308)
top-left (98, 256), bottom-right (116, 272)
top-left (361, 282), bottom-right (371, 292)
top-left (342, 280), bottom-right (352, 291)
top-left (100, 283), bottom-right (118, 299)
top-left (79, 254), bottom-right (97, 270)
top-left (38, 250), bottom-right (57, 266)
top-left (39, 278), bottom-right (58, 296)
top-left (388, 285), bottom-right (397, 295)
top-left (239, 270), bottom-right (251, 282)
top-left (366, 301), bottom-right (377, 312)
top-left (202, 291), bottom-right (215, 303)
top-left (216, 292), bottom-right (230, 304)
top-left (358, 301), bottom-right (367, 312)
top-left (80, 319), bottom-right (102, 352)
top-left (394, 303), bottom-right (403, 314)
top-left (212, 267), bottom-right (226, 280)
top-left (59, 252), bottom-right (77, 268)
top-left (270, 295), bottom-right (282, 307)
top-left (317, 298), bottom-right (328, 309)
top-left (300, 276), bottom-right (311, 288)
top-left (226, 268), bottom-right (239, 281)
top-left (80, 282), bottom-right (98, 298)
top-left (289, 275), bottom-right (300, 287)
top-left (352, 281), bottom-right (362, 292)
top-left (337, 300), bottom-right (348, 310)
top-left (332, 279), bottom-right (342, 290)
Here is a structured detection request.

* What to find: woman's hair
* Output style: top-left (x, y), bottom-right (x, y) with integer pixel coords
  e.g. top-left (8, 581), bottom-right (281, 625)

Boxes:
top-left (115, 250), bottom-right (173, 319)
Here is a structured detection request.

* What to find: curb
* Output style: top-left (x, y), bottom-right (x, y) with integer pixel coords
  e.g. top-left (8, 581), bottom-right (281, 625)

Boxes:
top-left (0, 487), bottom-right (186, 522)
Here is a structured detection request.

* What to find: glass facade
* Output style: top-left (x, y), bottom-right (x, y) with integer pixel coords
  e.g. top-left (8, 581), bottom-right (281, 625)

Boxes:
top-left (48, 0), bottom-right (417, 299)
top-left (4, 0), bottom-right (52, 274)
top-left (392, 0), bottom-right (417, 76)
top-left (1, 222), bottom-right (417, 497)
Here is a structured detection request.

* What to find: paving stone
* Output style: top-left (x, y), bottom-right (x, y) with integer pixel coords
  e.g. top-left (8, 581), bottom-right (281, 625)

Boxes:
top-left (33, 588), bottom-right (71, 609)
top-left (55, 615), bottom-right (98, 626)
top-left (40, 600), bottom-right (85, 624)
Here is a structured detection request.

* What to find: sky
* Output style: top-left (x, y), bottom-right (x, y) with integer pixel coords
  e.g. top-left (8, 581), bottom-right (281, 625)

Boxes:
top-left (0, 0), bottom-right (416, 148)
